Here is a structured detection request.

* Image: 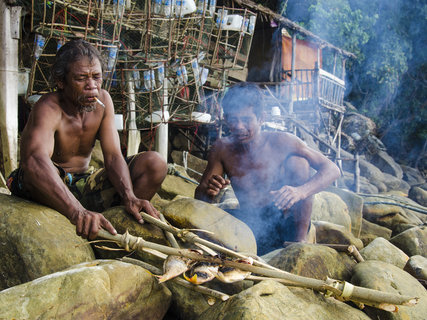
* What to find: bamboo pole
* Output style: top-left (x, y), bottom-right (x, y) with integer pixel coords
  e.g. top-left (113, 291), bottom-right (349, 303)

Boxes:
top-left (97, 229), bottom-right (418, 309)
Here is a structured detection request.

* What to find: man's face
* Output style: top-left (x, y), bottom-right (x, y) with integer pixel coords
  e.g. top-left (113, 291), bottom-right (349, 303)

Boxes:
top-left (225, 106), bottom-right (261, 144)
top-left (59, 56), bottom-right (103, 110)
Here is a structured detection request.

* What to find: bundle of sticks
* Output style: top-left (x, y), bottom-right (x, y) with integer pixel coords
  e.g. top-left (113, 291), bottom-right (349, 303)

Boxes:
top-left (97, 212), bottom-right (418, 312)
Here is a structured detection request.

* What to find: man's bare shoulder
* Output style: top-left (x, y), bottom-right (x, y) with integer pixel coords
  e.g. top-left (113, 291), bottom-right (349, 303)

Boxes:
top-left (263, 131), bottom-right (301, 146)
top-left (31, 92), bottom-right (63, 116)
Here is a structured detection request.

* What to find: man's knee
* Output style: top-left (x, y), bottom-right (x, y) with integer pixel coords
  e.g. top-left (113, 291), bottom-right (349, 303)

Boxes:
top-left (131, 151), bottom-right (167, 183)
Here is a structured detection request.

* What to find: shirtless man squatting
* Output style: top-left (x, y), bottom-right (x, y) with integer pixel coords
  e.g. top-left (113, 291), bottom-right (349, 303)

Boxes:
top-left (7, 39), bottom-right (167, 240)
top-left (195, 82), bottom-right (341, 255)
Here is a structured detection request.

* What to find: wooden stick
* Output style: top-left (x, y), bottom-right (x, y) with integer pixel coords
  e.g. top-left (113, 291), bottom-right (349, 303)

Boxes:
top-left (159, 214), bottom-right (180, 248)
top-left (98, 229), bottom-right (418, 307)
top-left (121, 257), bottom-right (229, 301)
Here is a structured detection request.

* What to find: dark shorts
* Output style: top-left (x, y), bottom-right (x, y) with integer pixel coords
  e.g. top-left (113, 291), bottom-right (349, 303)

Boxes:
top-left (227, 205), bottom-right (304, 255)
top-left (7, 154), bottom-right (139, 212)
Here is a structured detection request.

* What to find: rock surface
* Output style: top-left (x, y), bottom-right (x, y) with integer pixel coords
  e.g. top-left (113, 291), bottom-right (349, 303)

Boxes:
top-left (313, 221), bottom-right (364, 249)
top-left (404, 255), bottom-right (427, 281)
top-left (359, 237), bottom-right (409, 268)
top-left (389, 226), bottom-right (427, 257)
top-left (198, 280), bottom-right (371, 320)
top-left (267, 243), bottom-right (356, 281)
top-left (163, 197), bottom-right (257, 254)
top-left (311, 191), bottom-right (352, 232)
top-left (351, 260), bottom-right (427, 320)
top-left (0, 194), bottom-right (95, 290)
top-left (0, 260), bottom-right (171, 320)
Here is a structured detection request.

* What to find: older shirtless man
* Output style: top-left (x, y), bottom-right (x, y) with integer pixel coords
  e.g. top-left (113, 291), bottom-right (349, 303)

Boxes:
top-left (7, 39), bottom-right (167, 239)
top-left (195, 83), bottom-right (340, 254)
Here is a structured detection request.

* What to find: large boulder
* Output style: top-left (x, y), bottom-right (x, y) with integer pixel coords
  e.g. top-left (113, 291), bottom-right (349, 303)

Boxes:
top-left (359, 237), bottom-right (409, 268)
top-left (401, 165), bottom-right (425, 186)
top-left (326, 187), bottom-right (363, 237)
top-left (0, 194), bottom-right (95, 290)
top-left (311, 192), bottom-right (352, 232)
top-left (0, 260), bottom-right (171, 320)
top-left (358, 159), bottom-right (388, 192)
top-left (366, 150), bottom-right (403, 179)
top-left (159, 164), bottom-right (198, 200)
top-left (359, 218), bottom-right (392, 246)
top-left (408, 183), bottom-right (427, 207)
top-left (267, 243), bottom-right (356, 281)
top-left (198, 280), bottom-right (371, 320)
top-left (389, 226), bottom-right (427, 257)
top-left (171, 150), bottom-right (207, 183)
top-left (404, 255), bottom-right (427, 281)
top-left (351, 260), bottom-right (427, 320)
top-left (163, 198), bottom-right (257, 254)
top-left (313, 221), bottom-right (364, 250)
top-left (362, 196), bottom-right (424, 233)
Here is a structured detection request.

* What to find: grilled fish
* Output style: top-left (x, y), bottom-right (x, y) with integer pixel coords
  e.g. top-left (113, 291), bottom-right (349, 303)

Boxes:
top-left (157, 249), bottom-right (202, 283)
top-left (183, 262), bottom-right (219, 285)
top-left (215, 257), bottom-right (253, 283)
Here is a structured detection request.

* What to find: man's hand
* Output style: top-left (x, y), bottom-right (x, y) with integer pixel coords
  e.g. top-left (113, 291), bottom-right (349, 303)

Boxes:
top-left (124, 196), bottom-right (160, 224)
top-left (270, 185), bottom-right (306, 212)
top-left (71, 210), bottom-right (117, 240)
top-left (206, 175), bottom-right (231, 198)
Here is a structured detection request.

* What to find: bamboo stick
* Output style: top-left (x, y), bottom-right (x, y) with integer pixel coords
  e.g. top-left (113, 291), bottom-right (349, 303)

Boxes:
top-left (121, 257), bottom-right (229, 301)
top-left (97, 229), bottom-right (418, 308)
top-left (159, 214), bottom-right (180, 248)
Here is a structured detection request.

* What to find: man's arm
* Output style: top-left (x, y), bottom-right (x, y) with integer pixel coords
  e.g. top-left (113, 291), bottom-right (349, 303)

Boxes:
top-left (195, 141), bottom-right (230, 202)
top-left (271, 134), bottom-right (341, 210)
top-left (97, 90), bottom-right (159, 222)
top-left (20, 95), bottom-right (116, 239)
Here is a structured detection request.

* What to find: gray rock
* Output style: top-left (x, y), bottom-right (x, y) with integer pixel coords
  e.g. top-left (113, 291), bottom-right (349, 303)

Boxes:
top-left (351, 260), bottom-right (427, 320)
top-left (359, 218), bottom-right (392, 247)
top-left (163, 198), bottom-right (257, 254)
top-left (362, 196), bottom-right (423, 233)
top-left (326, 186), bottom-right (363, 237)
top-left (382, 172), bottom-right (405, 192)
top-left (358, 159), bottom-right (388, 192)
top-left (367, 150), bottom-right (403, 179)
top-left (171, 150), bottom-right (207, 183)
top-left (268, 243), bottom-right (356, 281)
top-left (311, 192), bottom-right (352, 232)
top-left (0, 194), bottom-right (95, 290)
top-left (404, 255), bottom-right (427, 281)
top-left (408, 185), bottom-right (427, 207)
top-left (199, 280), bottom-right (371, 320)
top-left (0, 260), bottom-right (171, 320)
top-left (359, 237), bottom-right (409, 268)
top-left (390, 226), bottom-right (427, 257)
top-left (338, 171), bottom-right (379, 194)
top-left (313, 221), bottom-right (364, 249)
top-left (401, 165), bottom-right (425, 186)
top-left (159, 164), bottom-right (198, 200)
